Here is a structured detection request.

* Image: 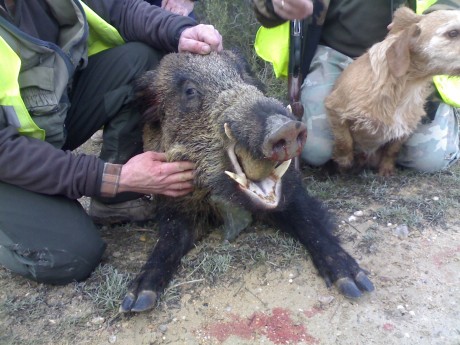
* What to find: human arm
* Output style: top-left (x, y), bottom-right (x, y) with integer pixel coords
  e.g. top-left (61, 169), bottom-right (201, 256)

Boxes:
top-left (83, 0), bottom-right (197, 52)
top-left (252, 0), bottom-right (313, 28)
top-left (83, 0), bottom-right (221, 54)
top-left (0, 124), bottom-right (194, 199)
top-left (0, 125), bottom-right (104, 199)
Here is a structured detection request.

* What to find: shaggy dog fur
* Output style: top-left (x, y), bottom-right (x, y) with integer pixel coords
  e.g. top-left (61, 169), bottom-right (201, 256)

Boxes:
top-left (325, 7), bottom-right (460, 176)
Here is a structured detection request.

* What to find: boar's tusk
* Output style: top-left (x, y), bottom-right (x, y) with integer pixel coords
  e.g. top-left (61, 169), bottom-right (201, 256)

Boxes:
top-left (227, 141), bottom-right (245, 175)
top-left (273, 159), bottom-right (291, 179)
top-left (225, 170), bottom-right (248, 187)
top-left (224, 123), bottom-right (235, 140)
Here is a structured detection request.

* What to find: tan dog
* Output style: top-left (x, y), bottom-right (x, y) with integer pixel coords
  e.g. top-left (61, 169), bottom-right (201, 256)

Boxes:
top-left (325, 7), bottom-right (460, 176)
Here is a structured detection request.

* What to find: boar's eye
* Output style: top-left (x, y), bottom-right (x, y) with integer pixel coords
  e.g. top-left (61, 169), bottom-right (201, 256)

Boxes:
top-left (185, 87), bottom-right (197, 97)
top-left (181, 80), bottom-right (201, 99)
top-left (179, 80), bottom-right (203, 113)
top-left (447, 29), bottom-right (459, 38)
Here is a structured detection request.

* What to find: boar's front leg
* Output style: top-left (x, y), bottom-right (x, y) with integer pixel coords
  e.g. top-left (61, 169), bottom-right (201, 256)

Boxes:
top-left (120, 213), bottom-right (195, 313)
top-left (271, 187), bottom-right (374, 298)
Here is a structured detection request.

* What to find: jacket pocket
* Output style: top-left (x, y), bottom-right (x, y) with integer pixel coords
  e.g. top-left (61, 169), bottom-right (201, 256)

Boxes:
top-left (19, 66), bottom-right (60, 115)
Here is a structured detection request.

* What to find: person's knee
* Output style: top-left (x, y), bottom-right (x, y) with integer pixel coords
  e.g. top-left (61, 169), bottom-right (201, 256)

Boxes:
top-left (299, 119), bottom-right (334, 165)
top-left (299, 109), bottom-right (334, 166)
top-left (301, 136), bottom-right (333, 166)
top-left (0, 184), bottom-right (107, 285)
top-left (397, 147), bottom-right (459, 172)
top-left (398, 103), bottom-right (459, 173)
top-left (0, 238), bottom-right (106, 285)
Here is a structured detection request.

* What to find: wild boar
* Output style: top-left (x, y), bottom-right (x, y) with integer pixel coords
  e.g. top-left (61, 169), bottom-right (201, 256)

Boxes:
top-left (120, 50), bottom-right (374, 313)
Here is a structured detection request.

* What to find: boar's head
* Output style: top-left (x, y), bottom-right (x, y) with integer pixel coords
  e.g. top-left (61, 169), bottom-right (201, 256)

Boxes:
top-left (137, 51), bottom-right (307, 210)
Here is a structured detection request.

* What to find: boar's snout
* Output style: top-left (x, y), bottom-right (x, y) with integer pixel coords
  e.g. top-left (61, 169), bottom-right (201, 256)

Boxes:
top-left (263, 116), bottom-right (307, 161)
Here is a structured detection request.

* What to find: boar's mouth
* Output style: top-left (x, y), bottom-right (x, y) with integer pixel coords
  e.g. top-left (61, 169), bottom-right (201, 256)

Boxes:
top-left (223, 124), bottom-right (291, 209)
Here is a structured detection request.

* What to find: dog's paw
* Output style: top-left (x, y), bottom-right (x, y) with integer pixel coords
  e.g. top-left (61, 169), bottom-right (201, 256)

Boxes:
top-left (333, 154), bottom-right (354, 171)
top-left (378, 161), bottom-right (395, 176)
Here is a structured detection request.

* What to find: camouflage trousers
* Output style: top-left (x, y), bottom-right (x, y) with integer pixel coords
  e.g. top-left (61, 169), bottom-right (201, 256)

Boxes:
top-left (300, 45), bottom-right (460, 172)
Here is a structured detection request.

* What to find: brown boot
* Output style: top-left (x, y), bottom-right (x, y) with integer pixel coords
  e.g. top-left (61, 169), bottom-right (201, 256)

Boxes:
top-left (88, 196), bottom-right (156, 225)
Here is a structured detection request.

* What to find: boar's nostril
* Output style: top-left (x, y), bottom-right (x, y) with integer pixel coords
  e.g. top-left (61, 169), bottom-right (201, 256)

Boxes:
top-left (273, 139), bottom-right (287, 155)
top-left (264, 119), bottom-right (307, 161)
top-left (297, 128), bottom-right (307, 147)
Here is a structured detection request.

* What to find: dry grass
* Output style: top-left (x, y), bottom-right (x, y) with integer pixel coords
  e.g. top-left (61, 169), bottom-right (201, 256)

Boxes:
top-left (2, 163), bottom-right (459, 344)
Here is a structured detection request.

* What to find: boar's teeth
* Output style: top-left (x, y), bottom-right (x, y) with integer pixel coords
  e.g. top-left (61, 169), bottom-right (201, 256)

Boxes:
top-left (242, 178), bottom-right (281, 209)
top-left (225, 171), bottom-right (248, 187)
top-left (273, 159), bottom-right (291, 179)
top-left (225, 170), bottom-right (280, 208)
top-left (227, 142), bottom-right (244, 175)
top-left (225, 137), bottom-right (288, 209)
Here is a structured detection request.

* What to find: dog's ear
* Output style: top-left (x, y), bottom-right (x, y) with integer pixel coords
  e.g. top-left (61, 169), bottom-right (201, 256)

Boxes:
top-left (386, 23), bottom-right (421, 77)
top-left (389, 7), bottom-right (422, 35)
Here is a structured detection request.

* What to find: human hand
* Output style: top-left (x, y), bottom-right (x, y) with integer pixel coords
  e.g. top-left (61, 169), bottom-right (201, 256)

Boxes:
top-left (178, 24), bottom-right (223, 54)
top-left (272, 0), bottom-right (313, 20)
top-left (161, 0), bottom-right (194, 16)
top-left (118, 151), bottom-right (195, 197)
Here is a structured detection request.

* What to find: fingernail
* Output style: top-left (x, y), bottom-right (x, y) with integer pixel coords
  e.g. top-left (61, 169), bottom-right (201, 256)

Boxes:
top-left (201, 45), bottom-right (211, 54)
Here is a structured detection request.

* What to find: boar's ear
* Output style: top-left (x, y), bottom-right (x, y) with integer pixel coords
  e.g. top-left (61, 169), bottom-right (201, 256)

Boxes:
top-left (134, 70), bottom-right (163, 124)
top-left (225, 50), bottom-right (267, 93)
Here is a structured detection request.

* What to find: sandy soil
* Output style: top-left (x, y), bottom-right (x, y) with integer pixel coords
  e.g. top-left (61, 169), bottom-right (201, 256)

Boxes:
top-left (92, 221), bottom-right (460, 345)
top-left (1, 139), bottom-right (459, 345)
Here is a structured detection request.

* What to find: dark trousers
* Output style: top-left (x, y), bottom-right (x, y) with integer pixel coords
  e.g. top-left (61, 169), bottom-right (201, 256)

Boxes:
top-left (0, 42), bottom-right (162, 284)
top-left (64, 41), bottom-right (163, 163)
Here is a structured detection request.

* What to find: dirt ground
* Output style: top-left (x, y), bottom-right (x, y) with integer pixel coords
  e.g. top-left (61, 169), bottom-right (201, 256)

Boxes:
top-left (1, 139), bottom-right (459, 345)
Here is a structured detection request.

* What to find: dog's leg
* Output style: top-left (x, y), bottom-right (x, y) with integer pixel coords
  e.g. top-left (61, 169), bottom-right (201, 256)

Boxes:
top-left (378, 138), bottom-right (406, 176)
top-left (328, 111), bottom-right (354, 171)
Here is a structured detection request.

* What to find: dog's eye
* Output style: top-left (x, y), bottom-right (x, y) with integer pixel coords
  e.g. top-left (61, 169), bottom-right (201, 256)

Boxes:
top-left (447, 29), bottom-right (459, 38)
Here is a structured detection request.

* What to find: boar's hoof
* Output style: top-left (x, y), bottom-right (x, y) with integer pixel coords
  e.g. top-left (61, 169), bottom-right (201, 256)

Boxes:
top-left (120, 290), bottom-right (158, 313)
top-left (335, 271), bottom-right (374, 299)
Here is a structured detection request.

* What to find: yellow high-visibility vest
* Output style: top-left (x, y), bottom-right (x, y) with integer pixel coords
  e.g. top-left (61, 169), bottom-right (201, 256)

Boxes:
top-left (0, 36), bottom-right (44, 139)
top-left (82, 3), bottom-right (125, 56)
top-left (254, 21), bottom-right (290, 79)
top-left (0, 2), bottom-right (125, 140)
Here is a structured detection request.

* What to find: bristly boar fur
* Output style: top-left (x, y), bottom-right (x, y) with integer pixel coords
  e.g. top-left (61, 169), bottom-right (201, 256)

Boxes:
top-left (325, 7), bottom-right (460, 176)
top-left (120, 50), bottom-right (374, 313)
